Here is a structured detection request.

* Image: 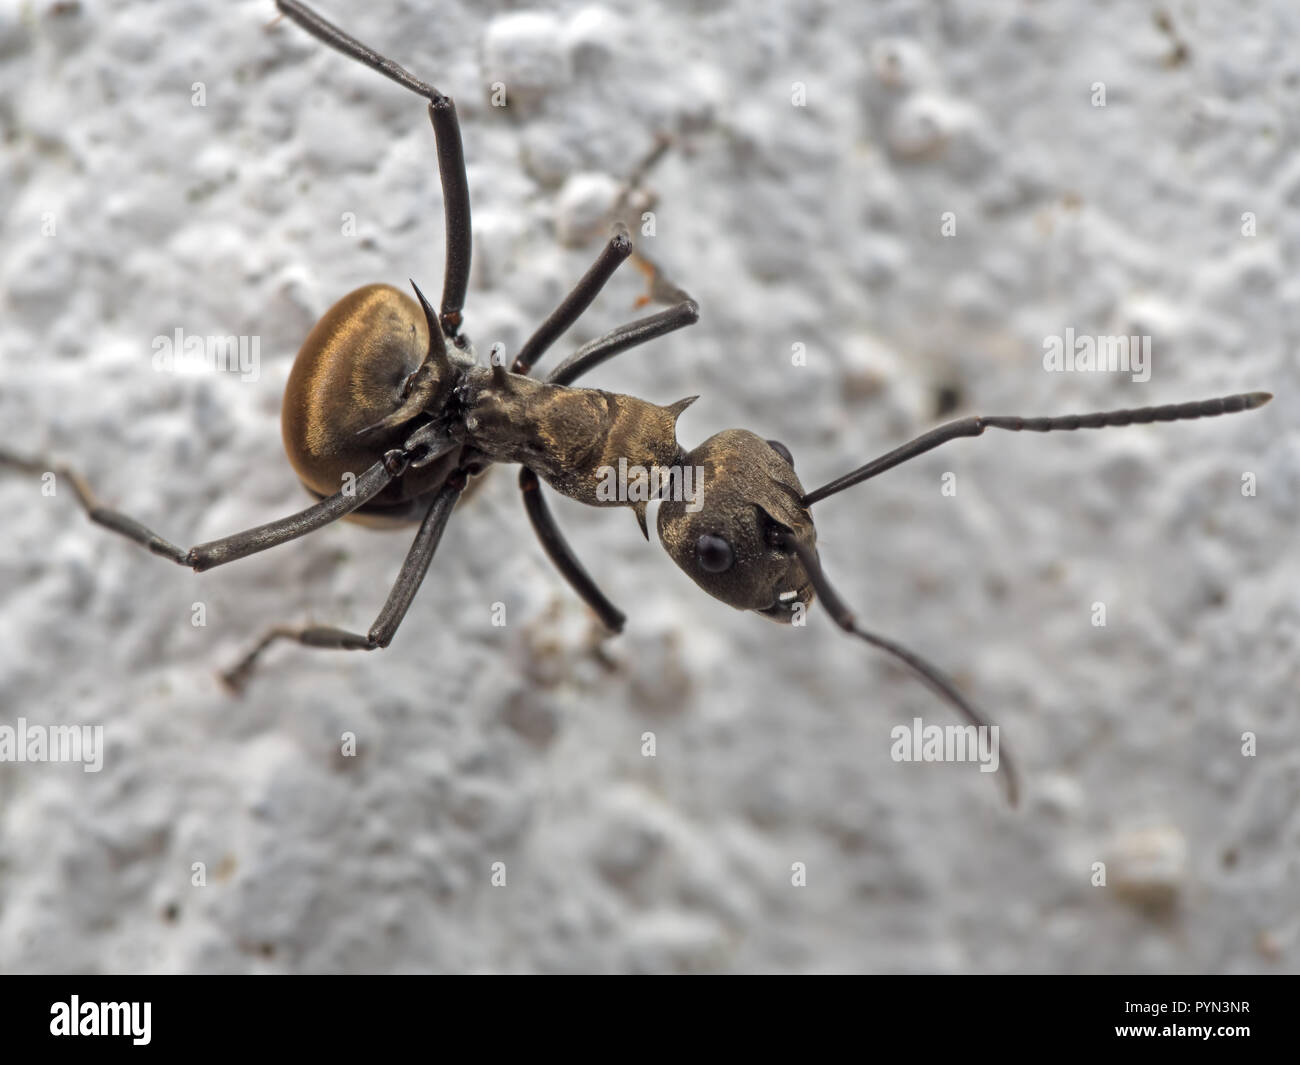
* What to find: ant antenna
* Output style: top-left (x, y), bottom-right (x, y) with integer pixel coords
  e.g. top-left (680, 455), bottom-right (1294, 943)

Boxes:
top-left (777, 532), bottom-right (1020, 806)
top-left (786, 390), bottom-right (1274, 804)
top-left (802, 392), bottom-right (1272, 506)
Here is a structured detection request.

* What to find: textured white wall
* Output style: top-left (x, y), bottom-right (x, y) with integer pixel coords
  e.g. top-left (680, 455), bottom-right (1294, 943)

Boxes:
top-left (0, 0), bottom-right (1295, 973)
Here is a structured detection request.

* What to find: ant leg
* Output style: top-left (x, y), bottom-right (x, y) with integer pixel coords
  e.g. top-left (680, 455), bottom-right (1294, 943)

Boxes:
top-left (429, 98), bottom-right (471, 343)
top-left (274, 1), bottom-right (471, 341)
top-left (0, 447), bottom-right (403, 571)
top-left (605, 133), bottom-right (695, 309)
top-left (612, 133), bottom-right (672, 218)
top-left (545, 298), bottom-right (699, 386)
top-left (511, 225), bottom-right (634, 375)
top-left (802, 391), bottom-right (1274, 505)
top-left (221, 477), bottom-right (464, 692)
top-left (1, 448), bottom-right (189, 562)
top-left (519, 468), bottom-right (625, 633)
top-left (511, 133), bottom-right (683, 377)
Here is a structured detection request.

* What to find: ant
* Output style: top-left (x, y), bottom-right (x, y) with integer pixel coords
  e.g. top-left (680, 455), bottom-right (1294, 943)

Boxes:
top-left (0, 1), bottom-right (1272, 806)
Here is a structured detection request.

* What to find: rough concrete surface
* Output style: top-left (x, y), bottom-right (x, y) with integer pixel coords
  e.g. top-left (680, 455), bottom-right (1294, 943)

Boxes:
top-left (0, 0), bottom-right (1295, 973)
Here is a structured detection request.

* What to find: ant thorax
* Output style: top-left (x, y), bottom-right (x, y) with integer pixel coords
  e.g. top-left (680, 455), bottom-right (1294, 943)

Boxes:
top-left (460, 368), bottom-right (694, 512)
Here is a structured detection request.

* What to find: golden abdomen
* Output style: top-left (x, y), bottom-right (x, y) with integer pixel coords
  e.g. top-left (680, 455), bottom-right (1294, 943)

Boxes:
top-left (280, 283), bottom-right (455, 520)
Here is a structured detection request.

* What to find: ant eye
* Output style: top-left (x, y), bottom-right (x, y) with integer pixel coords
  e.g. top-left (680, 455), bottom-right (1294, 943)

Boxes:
top-left (766, 439), bottom-right (794, 466)
top-left (696, 533), bottom-right (734, 573)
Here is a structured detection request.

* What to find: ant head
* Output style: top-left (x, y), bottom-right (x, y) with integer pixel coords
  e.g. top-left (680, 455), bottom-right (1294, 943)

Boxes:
top-left (655, 429), bottom-right (816, 621)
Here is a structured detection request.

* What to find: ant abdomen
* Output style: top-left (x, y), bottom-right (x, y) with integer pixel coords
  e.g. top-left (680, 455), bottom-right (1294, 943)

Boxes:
top-left (281, 283), bottom-right (457, 525)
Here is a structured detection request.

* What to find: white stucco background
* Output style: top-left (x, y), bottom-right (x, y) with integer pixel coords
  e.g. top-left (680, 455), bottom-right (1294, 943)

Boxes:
top-left (0, 0), bottom-right (1295, 973)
